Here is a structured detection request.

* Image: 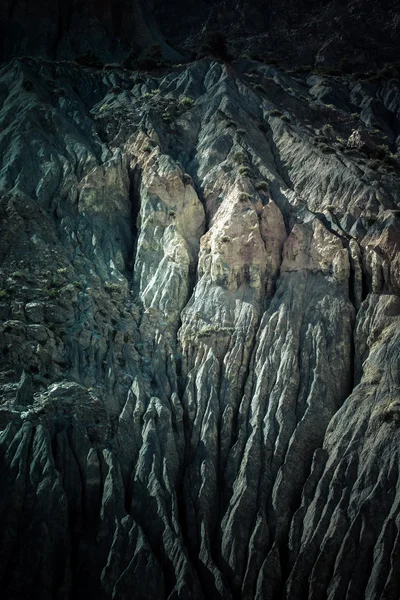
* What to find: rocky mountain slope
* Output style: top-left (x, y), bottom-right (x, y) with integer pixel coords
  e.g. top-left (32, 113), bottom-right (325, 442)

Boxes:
top-left (0, 53), bottom-right (399, 599)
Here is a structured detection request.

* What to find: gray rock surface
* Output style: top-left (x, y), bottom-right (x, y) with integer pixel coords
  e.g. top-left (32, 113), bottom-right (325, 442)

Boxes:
top-left (0, 55), bottom-right (399, 599)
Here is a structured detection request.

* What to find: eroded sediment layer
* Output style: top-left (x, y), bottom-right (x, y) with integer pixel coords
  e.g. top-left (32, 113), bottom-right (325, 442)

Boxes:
top-left (0, 56), bottom-right (399, 599)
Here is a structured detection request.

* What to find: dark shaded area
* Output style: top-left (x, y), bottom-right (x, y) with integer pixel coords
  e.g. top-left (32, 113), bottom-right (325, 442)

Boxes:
top-left (0, 0), bottom-right (399, 69)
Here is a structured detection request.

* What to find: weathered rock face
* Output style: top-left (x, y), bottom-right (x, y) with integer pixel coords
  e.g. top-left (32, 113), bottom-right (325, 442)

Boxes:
top-left (0, 54), bottom-right (399, 599)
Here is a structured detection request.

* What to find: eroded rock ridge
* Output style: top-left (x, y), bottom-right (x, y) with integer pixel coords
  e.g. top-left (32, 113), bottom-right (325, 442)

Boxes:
top-left (0, 56), bottom-right (399, 599)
